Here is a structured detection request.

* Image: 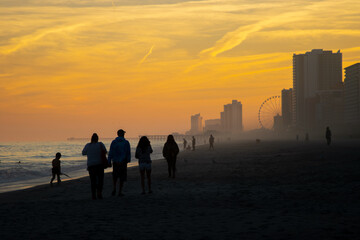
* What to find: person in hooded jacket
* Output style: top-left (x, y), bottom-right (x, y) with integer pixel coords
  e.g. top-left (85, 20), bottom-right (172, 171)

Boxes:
top-left (108, 129), bottom-right (131, 197)
top-left (163, 135), bottom-right (179, 178)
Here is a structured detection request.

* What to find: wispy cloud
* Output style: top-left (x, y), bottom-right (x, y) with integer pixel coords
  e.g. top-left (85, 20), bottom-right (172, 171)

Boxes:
top-left (1, 0), bottom-right (360, 139)
top-left (139, 45), bottom-right (154, 65)
top-left (186, 0), bottom-right (353, 72)
top-left (0, 23), bottom-right (87, 55)
top-left (200, 11), bottom-right (308, 58)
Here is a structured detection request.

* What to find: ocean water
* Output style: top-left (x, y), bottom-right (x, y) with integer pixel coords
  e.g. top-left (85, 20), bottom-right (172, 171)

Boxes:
top-left (0, 139), bottom-right (165, 193)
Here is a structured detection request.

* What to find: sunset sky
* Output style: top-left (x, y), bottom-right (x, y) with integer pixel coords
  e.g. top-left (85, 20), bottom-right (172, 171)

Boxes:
top-left (1, 0), bottom-right (360, 141)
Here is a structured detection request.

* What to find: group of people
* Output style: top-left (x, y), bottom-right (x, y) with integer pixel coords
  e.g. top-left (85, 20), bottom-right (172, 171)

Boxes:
top-left (182, 134), bottom-right (215, 151)
top-left (84, 129), bottom-right (181, 199)
top-left (50, 129), bottom-right (180, 200)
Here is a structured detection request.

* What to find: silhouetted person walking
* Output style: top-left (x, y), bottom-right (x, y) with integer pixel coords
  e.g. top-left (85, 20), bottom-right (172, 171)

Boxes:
top-left (183, 138), bottom-right (187, 150)
top-left (82, 133), bottom-right (107, 200)
top-left (209, 134), bottom-right (215, 150)
top-left (135, 136), bottom-right (153, 194)
top-left (163, 135), bottom-right (179, 178)
top-left (50, 152), bottom-right (61, 185)
top-left (192, 136), bottom-right (196, 151)
top-left (326, 127), bottom-right (332, 146)
top-left (108, 129), bottom-right (131, 197)
top-left (305, 133), bottom-right (309, 141)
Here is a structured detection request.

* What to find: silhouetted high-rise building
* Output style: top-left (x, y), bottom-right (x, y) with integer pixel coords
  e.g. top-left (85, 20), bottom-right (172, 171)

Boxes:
top-left (188, 113), bottom-right (203, 135)
top-left (292, 49), bottom-right (342, 130)
top-left (315, 90), bottom-right (343, 128)
top-left (220, 100), bottom-right (243, 133)
top-left (204, 119), bottom-right (221, 132)
top-left (281, 88), bottom-right (293, 128)
top-left (344, 63), bottom-right (360, 125)
top-left (273, 114), bottom-right (283, 132)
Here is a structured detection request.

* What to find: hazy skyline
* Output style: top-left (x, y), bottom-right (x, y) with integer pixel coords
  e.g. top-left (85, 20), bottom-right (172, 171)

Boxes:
top-left (1, 0), bottom-right (360, 141)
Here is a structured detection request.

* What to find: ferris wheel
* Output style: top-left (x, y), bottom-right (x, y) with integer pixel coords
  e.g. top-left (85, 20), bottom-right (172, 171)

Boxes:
top-left (258, 96), bottom-right (281, 129)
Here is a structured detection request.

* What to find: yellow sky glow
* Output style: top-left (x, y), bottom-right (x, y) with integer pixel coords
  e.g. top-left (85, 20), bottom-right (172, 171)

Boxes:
top-left (0, 0), bottom-right (360, 141)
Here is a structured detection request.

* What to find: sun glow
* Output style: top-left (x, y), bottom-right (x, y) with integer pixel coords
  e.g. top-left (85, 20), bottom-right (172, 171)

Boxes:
top-left (1, 0), bottom-right (360, 141)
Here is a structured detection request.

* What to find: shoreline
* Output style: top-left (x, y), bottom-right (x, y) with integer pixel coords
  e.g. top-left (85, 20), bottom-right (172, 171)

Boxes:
top-left (0, 157), bottom-right (168, 194)
top-left (1, 139), bottom-right (360, 239)
top-left (0, 140), bottom-right (203, 194)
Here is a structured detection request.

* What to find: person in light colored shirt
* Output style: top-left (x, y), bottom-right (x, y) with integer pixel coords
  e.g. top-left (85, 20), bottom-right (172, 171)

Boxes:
top-left (82, 133), bottom-right (107, 200)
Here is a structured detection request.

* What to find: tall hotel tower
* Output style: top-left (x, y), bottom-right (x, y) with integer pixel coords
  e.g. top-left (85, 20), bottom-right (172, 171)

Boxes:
top-left (292, 49), bottom-right (342, 130)
top-left (344, 63), bottom-right (360, 126)
top-left (220, 100), bottom-right (243, 133)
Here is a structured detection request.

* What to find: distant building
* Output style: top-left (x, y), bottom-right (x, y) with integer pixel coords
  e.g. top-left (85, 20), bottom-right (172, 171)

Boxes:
top-left (281, 88), bottom-right (293, 128)
top-left (314, 90), bottom-right (343, 128)
top-left (204, 119), bottom-right (221, 133)
top-left (344, 63), bottom-right (360, 125)
top-left (273, 114), bottom-right (283, 132)
top-left (220, 100), bottom-right (243, 133)
top-left (292, 49), bottom-right (342, 130)
top-left (186, 113), bottom-right (203, 135)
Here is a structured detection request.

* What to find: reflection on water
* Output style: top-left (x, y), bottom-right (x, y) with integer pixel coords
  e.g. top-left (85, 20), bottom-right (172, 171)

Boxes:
top-left (0, 139), bottom-right (165, 193)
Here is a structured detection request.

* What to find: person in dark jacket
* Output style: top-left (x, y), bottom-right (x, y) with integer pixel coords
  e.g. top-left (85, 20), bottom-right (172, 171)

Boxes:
top-left (326, 126), bottom-right (332, 146)
top-left (163, 135), bottom-right (179, 178)
top-left (108, 129), bottom-right (131, 197)
top-left (183, 138), bottom-right (187, 150)
top-left (209, 134), bottom-right (215, 150)
top-left (50, 152), bottom-right (62, 185)
top-left (135, 136), bottom-right (153, 194)
top-left (192, 136), bottom-right (196, 151)
top-left (82, 133), bottom-right (107, 200)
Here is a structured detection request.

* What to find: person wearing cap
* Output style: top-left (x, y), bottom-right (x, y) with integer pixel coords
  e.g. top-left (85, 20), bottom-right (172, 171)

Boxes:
top-left (108, 129), bottom-right (131, 196)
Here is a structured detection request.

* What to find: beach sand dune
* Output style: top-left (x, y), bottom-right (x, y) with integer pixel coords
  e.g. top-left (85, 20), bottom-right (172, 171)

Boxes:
top-left (1, 140), bottom-right (360, 239)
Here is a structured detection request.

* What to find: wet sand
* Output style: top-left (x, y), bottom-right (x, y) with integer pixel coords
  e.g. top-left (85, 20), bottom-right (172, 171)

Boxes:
top-left (1, 139), bottom-right (360, 240)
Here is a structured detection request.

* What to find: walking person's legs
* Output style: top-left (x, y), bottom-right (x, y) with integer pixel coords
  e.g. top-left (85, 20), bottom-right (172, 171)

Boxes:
top-left (56, 173), bottom-right (61, 184)
top-left (112, 163), bottom-right (119, 196)
top-left (118, 162), bottom-right (127, 196)
top-left (50, 173), bottom-right (55, 185)
top-left (146, 169), bottom-right (152, 193)
top-left (97, 166), bottom-right (104, 199)
top-left (171, 158), bottom-right (176, 178)
top-left (88, 166), bottom-right (97, 199)
top-left (119, 181), bottom-right (125, 196)
top-left (140, 169), bottom-right (146, 194)
top-left (167, 160), bottom-right (171, 177)
top-left (112, 175), bottom-right (117, 196)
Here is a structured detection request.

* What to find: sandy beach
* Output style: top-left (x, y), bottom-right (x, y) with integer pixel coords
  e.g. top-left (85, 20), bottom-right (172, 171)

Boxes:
top-left (1, 139), bottom-right (360, 240)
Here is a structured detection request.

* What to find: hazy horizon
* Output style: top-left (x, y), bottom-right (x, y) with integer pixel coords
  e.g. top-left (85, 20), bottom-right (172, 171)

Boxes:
top-left (1, 0), bottom-right (360, 141)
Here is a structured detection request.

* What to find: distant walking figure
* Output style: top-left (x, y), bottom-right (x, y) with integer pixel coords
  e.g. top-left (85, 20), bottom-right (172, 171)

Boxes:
top-left (163, 135), bottom-right (179, 178)
top-left (82, 133), bottom-right (107, 200)
top-left (192, 136), bottom-right (196, 151)
top-left (135, 136), bottom-right (153, 194)
top-left (209, 134), bottom-right (215, 150)
top-left (326, 127), bottom-right (332, 146)
top-left (108, 129), bottom-right (131, 197)
top-left (183, 138), bottom-right (187, 150)
top-left (305, 133), bottom-right (309, 141)
top-left (50, 152), bottom-right (61, 185)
